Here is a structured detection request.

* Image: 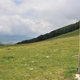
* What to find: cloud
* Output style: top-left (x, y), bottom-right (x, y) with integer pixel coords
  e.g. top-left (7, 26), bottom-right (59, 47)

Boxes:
top-left (0, 0), bottom-right (80, 37)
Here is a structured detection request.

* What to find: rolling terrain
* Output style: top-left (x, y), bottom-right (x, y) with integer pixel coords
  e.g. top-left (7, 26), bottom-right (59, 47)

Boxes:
top-left (0, 29), bottom-right (79, 80)
top-left (17, 22), bottom-right (79, 44)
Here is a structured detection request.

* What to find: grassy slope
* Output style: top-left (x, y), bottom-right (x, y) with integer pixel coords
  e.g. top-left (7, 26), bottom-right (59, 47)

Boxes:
top-left (0, 30), bottom-right (79, 80)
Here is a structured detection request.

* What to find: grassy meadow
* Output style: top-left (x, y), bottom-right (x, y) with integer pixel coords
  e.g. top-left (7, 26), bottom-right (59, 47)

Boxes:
top-left (0, 30), bottom-right (79, 80)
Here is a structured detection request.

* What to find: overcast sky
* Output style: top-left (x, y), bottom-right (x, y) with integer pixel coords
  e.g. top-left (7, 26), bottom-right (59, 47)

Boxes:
top-left (0, 0), bottom-right (80, 37)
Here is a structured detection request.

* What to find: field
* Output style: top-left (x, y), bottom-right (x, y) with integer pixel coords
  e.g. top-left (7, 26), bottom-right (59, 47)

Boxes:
top-left (0, 30), bottom-right (79, 80)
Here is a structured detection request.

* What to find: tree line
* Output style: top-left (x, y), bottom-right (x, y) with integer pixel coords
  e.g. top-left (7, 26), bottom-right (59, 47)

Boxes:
top-left (17, 22), bottom-right (79, 44)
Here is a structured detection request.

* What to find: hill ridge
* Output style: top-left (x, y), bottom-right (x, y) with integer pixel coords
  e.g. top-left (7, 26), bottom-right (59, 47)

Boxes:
top-left (17, 21), bottom-right (79, 44)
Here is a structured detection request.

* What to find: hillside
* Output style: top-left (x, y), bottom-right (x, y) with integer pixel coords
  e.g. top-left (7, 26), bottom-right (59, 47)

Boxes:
top-left (0, 29), bottom-right (79, 80)
top-left (17, 22), bottom-right (79, 44)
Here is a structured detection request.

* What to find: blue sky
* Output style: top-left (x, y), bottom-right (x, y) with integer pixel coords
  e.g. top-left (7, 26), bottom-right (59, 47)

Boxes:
top-left (13, 0), bottom-right (22, 5)
top-left (0, 0), bottom-right (80, 38)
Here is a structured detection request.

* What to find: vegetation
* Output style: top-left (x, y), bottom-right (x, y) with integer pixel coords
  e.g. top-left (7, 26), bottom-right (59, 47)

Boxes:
top-left (0, 29), bottom-right (79, 80)
top-left (17, 22), bottom-right (79, 44)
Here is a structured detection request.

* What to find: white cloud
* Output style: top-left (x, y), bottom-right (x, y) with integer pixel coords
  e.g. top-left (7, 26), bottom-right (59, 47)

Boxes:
top-left (0, 0), bottom-right (80, 37)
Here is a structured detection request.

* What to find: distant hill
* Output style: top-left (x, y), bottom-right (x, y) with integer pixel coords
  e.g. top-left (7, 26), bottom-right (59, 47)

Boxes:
top-left (0, 35), bottom-right (31, 45)
top-left (17, 21), bottom-right (79, 44)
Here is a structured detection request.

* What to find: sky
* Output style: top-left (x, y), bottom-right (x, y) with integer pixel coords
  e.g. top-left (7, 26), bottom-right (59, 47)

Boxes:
top-left (0, 0), bottom-right (80, 38)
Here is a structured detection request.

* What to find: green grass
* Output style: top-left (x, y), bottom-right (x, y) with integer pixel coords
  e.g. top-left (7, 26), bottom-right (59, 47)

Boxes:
top-left (0, 30), bottom-right (79, 80)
